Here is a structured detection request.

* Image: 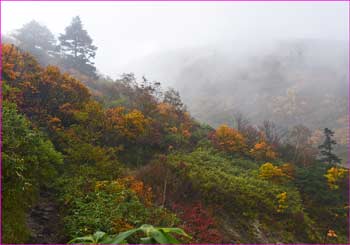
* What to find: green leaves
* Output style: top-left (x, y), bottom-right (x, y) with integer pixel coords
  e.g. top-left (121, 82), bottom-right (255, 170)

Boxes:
top-left (69, 231), bottom-right (119, 244)
top-left (2, 101), bottom-right (63, 243)
top-left (69, 225), bottom-right (190, 244)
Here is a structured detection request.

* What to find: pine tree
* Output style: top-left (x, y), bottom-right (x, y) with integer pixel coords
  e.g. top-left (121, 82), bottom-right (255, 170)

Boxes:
top-left (318, 128), bottom-right (341, 165)
top-left (59, 16), bottom-right (97, 77)
top-left (13, 20), bottom-right (58, 65)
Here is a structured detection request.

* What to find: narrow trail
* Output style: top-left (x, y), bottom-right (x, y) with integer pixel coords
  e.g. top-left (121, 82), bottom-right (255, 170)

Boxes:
top-left (26, 189), bottom-right (66, 244)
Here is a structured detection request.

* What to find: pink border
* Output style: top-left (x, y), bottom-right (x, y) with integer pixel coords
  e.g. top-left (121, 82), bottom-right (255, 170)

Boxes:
top-left (0, 0), bottom-right (349, 1)
top-left (0, 0), bottom-right (349, 244)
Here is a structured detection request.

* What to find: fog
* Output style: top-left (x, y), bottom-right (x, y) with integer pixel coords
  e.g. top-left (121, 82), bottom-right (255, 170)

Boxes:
top-left (2, 1), bottom-right (348, 79)
top-left (2, 1), bottom-right (349, 163)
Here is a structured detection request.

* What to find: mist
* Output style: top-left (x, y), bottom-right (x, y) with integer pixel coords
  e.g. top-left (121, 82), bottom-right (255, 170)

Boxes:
top-left (2, 1), bottom-right (348, 79)
top-left (2, 1), bottom-right (349, 159)
top-left (2, 3), bottom-right (350, 243)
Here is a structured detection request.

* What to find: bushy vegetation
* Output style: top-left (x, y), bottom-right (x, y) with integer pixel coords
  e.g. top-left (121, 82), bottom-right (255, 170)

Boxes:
top-left (137, 148), bottom-right (319, 243)
top-left (2, 100), bottom-right (62, 243)
top-left (2, 17), bottom-right (349, 244)
top-left (59, 176), bottom-right (179, 239)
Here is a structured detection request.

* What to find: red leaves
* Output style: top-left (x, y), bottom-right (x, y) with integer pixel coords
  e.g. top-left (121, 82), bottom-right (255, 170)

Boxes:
top-left (171, 202), bottom-right (222, 243)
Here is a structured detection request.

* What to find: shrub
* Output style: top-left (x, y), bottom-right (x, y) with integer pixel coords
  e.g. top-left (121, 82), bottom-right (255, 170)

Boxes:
top-left (2, 101), bottom-right (62, 243)
top-left (249, 140), bottom-right (277, 161)
top-left (259, 162), bottom-right (291, 183)
top-left (62, 177), bottom-right (179, 239)
top-left (211, 125), bottom-right (248, 155)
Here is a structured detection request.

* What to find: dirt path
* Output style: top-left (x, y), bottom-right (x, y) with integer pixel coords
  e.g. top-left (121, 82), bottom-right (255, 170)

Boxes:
top-left (26, 189), bottom-right (66, 243)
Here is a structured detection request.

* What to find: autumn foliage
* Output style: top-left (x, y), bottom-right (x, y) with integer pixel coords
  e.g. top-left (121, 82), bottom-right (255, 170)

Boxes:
top-left (211, 124), bottom-right (247, 154)
top-left (2, 41), bottom-right (349, 244)
top-left (259, 162), bottom-right (292, 183)
top-left (250, 140), bottom-right (278, 161)
top-left (171, 202), bottom-right (222, 243)
top-left (105, 107), bottom-right (149, 141)
top-left (324, 167), bottom-right (349, 190)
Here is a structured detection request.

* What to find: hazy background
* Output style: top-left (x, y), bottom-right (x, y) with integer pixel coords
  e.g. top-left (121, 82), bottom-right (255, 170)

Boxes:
top-left (2, 1), bottom-right (349, 162)
top-left (2, 1), bottom-right (348, 79)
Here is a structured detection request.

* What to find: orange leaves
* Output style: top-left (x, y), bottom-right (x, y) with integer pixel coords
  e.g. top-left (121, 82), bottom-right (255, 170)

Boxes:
top-left (2, 44), bottom-right (22, 80)
top-left (118, 176), bottom-right (153, 206)
top-left (3, 45), bottom-right (91, 127)
top-left (211, 124), bottom-right (247, 154)
top-left (105, 106), bottom-right (149, 140)
top-left (182, 129), bottom-right (191, 138)
top-left (327, 229), bottom-right (337, 238)
top-left (2, 44), bottom-right (41, 83)
top-left (2, 63), bottom-right (18, 80)
top-left (41, 66), bottom-right (90, 107)
top-left (157, 102), bottom-right (175, 117)
top-left (48, 116), bottom-right (63, 132)
top-left (96, 176), bottom-right (153, 206)
top-left (250, 140), bottom-right (277, 161)
top-left (280, 163), bottom-right (295, 179)
top-left (211, 125), bottom-right (278, 161)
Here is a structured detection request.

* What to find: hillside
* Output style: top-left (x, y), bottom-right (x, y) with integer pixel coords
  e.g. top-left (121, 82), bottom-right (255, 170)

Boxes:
top-left (2, 15), bottom-right (349, 244)
top-left (2, 43), bottom-right (349, 244)
top-left (124, 39), bottom-right (348, 163)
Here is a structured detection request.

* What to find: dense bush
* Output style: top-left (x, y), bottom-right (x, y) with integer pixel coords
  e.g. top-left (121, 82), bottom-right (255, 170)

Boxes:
top-left (2, 100), bottom-right (63, 243)
top-left (138, 147), bottom-right (322, 243)
top-left (59, 176), bottom-right (179, 240)
top-left (2, 42), bottom-right (348, 244)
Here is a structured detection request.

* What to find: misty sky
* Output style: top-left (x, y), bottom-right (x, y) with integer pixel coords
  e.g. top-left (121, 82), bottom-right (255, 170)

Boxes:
top-left (2, 1), bottom-right (348, 78)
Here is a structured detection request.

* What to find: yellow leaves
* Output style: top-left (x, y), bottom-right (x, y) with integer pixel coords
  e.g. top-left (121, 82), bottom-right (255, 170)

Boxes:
top-left (259, 163), bottom-right (285, 180)
top-left (324, 167), bottom-right (349, 190)
top-left (259, 162), bottom-right (292, 183)
top-left (124, 109), bottom-right (149, 137)
top-left (250, 140), bottom-right (277, 161)
top-left (169, 127), bottom-right (178, 133)
top-left (106, 106), bottom-right (149, 140)
top-left (95, 180), bottom-right (109, 190)
top-left (45, 65), bottom-right (61, 75)
top-left (276, 192), bottom-right (288, 213)
top-left (212, 124), bottom-right (247, 154)
top-left (95, 177), bottom-right (153, 207)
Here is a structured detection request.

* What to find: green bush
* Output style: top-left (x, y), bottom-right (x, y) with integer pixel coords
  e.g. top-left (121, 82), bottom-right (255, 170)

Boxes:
top-left (2, 101), bottom-right (63, 243)
top-left (61, 177), bottom-right (179, 240)
top-left (161, 148), bottom-right (321, 242)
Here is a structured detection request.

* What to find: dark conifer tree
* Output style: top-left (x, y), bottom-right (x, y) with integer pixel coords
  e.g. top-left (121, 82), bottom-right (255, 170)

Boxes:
top-left (13, 20), bottom-right (58, 65)
top-left (318, 128), bottom-right (341, 165)
top-left (59, 16), bottom-right (97, 77)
